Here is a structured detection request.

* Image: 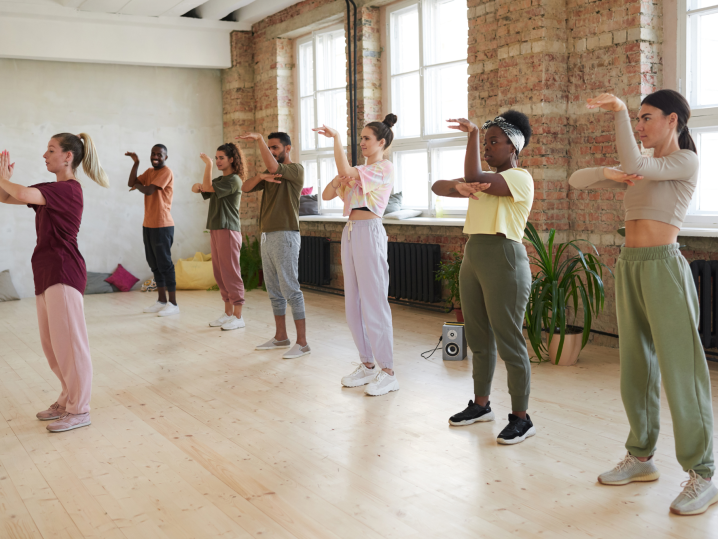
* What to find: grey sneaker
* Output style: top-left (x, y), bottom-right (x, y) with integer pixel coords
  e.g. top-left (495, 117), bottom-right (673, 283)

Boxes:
top-left (282, 343), bottom-right (311, 359)
top-left (670, 470), bottom-right (718, 516)
top-left (255, 338), bottom-right (291, 350)
top-left (598, 453), bottom-right (660, 485)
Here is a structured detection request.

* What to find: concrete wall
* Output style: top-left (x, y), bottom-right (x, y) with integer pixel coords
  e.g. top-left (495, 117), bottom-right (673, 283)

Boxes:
top-left (0, 58), bottom-right (223, 298)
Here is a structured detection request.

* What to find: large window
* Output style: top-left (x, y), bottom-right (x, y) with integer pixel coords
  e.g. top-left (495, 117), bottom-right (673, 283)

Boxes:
top-left (297, 27), bottom-right (348, 211)
top-left (681, 0), bottom-right (718, 224)
top-left (388, 0), bottom-right (469, 215)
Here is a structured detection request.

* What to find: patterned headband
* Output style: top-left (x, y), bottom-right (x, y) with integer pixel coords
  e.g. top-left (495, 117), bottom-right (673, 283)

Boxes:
top-left (481, 116), bottom-right (525, 155)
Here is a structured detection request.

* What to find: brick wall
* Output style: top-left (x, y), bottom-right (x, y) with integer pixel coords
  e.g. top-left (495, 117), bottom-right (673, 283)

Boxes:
top-left (223, 0), bottom-right (718, 345)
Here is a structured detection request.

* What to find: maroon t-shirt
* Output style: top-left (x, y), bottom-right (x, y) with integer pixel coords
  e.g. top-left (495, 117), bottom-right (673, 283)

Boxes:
top-left (28, 180), bottom-right (87, 296)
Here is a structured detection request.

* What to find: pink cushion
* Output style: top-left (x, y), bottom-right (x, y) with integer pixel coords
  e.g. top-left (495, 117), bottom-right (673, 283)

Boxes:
top-left (301, 186), bottom-right (313, 196)
top-left (105, 264), bottom-right (139, 292)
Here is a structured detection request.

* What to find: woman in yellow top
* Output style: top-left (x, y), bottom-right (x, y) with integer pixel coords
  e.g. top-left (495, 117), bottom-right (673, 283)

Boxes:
top-left (433, 110), bottom-right (535, 445)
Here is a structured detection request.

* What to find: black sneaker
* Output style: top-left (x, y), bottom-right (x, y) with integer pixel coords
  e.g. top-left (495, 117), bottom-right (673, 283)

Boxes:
top-left (448, 400), bottom-right (495, 426)
top-left (497, 414), bottom-right (536, 445)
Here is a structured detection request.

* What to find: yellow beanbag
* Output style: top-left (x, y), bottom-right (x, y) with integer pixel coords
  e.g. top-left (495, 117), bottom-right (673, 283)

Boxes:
top-left (175, 252), bottom-right (216, 290)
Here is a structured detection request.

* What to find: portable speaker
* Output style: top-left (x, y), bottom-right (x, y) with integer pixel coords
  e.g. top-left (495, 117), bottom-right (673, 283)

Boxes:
top-left (442, 323), bottom-right (467, 361)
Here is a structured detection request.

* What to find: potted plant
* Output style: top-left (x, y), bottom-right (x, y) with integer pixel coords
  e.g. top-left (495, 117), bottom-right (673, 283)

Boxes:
top-left (435, 250), bottom-right (464, 322)
top-left (523, 222), bottom-right (611, 365)
top-left (240, 234), bottom-right (264, 291)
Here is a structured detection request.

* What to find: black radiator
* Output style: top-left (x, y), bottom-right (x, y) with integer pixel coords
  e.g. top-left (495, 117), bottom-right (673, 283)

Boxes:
top-left (298, 236), bottom-right (331, 286)
top-left (690, 260), bottom-right (718, 348)
top-left (388, 242), bottom-right (442, 303)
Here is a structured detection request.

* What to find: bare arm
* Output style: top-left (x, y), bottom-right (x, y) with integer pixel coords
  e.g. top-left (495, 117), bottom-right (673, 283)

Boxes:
top-left (0, 151), bottom-right (45, 205)
top-left (200, 153), bottom-right (215, 193)
top-left (314, 125), bottom-right (360, 180)
top-left (432, 179), bottom-right (490, 200)
top-left (236, 133), bottom-right (279, 173)
top-left (322, 175), bottom-right (352, 201)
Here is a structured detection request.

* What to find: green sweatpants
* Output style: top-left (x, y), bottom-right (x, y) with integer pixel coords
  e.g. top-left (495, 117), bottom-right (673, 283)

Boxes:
top-left (616, 244), bottom-right (715, 478)
top-left (460, 234), bottom-right (532, 411)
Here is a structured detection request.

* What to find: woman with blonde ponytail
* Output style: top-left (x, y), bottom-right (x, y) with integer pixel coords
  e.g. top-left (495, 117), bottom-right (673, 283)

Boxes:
top-left (0, 133), bottom-right (109, 433)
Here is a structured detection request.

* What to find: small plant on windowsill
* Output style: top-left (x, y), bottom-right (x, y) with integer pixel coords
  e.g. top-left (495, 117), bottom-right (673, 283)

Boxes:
top-left (435, 250), bottom-right (464, 322)
top-left (523, 222), bottom-right (611, 365)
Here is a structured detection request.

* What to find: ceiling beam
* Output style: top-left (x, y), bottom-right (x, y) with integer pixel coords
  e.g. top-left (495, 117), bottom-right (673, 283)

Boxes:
top-left (234, 0), bottom-right (300, 26)
top-left (195, 0), bottom-right (253, 20)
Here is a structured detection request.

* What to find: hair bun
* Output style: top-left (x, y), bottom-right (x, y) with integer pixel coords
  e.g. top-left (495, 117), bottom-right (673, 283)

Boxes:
top-left (382, 113), bottom-right (397, 129)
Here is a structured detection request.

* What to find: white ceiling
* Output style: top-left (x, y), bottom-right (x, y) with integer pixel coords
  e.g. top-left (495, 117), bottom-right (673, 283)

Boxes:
top-left (50, 0), bottom-right (303, 25)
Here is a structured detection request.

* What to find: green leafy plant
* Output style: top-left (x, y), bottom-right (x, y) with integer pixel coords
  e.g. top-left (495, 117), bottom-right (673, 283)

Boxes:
top-left (523, 222), bottom-right (611, 364)
top-left (435, 251), bottom-right (463, 310)
top-left (240, 234), bottom-right (264, 291)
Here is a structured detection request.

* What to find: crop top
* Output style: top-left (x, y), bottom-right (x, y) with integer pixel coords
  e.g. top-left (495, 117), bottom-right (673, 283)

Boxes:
top-left (568, 109), bottom-right (699, 229)
top-left (336, 160), bottom-right (394, 217)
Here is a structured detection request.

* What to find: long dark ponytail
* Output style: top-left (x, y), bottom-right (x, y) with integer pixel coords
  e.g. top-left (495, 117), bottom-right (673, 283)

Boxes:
top-left (641, 89), bottom-right (696, 153)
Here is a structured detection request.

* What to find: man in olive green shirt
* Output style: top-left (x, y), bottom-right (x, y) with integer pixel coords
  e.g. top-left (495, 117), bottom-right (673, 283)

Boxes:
top-left (239, 131), bottom-right (310, 359)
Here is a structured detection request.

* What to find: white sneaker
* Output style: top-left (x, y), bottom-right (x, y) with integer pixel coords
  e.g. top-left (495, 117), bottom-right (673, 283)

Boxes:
top-left (365, 370), bottom-right (399, 396)
top-left (341, 363), bottom-right (378, 387)
top-left (221, 315), bottom-right (245, 330)
top-left (598, 453), bottom-right (660, 486)
top-left (282, 343), bottom-right (311, 359)
top-left (670, 470), bottom-right (718, 515)
top-left (209, 313), bottom-right (232, 327)
top-left (144, 301), bottom-right (167, 313)
top-left (157, 303), bottom-right (180, 317)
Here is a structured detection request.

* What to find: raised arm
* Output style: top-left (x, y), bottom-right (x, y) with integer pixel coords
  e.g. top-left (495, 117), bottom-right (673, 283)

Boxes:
top-left (0, 151), bottom-right (45, 205)
top-left (448, 119), bottom-right (512, 197)
top-left (236, 133), bottom-right (279, 173)
top-left (313, 125), bottom-right (360, 180)
top-left (125, 152), bottom-right (157, 196)
top-left (200, 153), bottom-right (215, 193)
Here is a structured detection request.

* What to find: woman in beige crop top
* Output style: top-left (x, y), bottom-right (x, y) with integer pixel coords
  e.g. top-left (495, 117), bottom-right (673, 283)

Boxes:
top-left (570, 90), bottom-right (717, 516)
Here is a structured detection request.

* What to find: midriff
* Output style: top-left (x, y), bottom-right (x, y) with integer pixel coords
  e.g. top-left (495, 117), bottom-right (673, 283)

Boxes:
top-left (349, 208), bottom-right (379, 220)
top-left (624, 219), bottom-right (679, 248)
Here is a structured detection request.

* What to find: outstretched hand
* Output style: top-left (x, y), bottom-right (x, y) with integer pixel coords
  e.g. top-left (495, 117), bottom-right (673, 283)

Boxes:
top-left (200, 153), bottom-right (213, 166)
top-left (261, 173), bottom-right (282, 184)
top-left (586, 93), bottom-right (627, 112)
top-left (455, 181), bottom-right (490, 200)
top-left (603, 167), bottom-right (642, 186)
top-left (0, 150), bottom-right (15, 182)
top-left (236, 132), bottom-right (263, 142)
top-left (447, 118), bottom-right (478, 133)
top-left (125, 151), bottom-right (139, 163)
top-left (313, 125), bottom-right (339, 139)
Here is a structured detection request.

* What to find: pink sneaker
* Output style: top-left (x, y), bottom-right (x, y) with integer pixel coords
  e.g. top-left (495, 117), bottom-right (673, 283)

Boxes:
top-left (46, 412), bottom-right (91, 433)
top-left (36, 402), bottom-right (66, 421)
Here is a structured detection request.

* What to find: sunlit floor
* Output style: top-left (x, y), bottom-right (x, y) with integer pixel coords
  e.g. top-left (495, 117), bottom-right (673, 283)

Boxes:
top-left (0, 289), bottom-right (716, 538)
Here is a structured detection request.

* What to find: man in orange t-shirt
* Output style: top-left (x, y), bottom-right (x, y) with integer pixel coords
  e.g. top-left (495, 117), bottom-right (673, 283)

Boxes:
top-left (125, 144), bottom-right (178, 317)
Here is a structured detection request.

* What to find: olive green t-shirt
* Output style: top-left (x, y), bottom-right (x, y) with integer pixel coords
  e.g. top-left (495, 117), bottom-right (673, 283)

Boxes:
top-left (249, 163), bottom-right (304, 233)
top-left (201, 174), bottom-right (242, 231)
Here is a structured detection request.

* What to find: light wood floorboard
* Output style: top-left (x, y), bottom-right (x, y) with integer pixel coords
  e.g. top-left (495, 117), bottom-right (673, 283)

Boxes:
top-left (0, 289), bottom-right (716, 538)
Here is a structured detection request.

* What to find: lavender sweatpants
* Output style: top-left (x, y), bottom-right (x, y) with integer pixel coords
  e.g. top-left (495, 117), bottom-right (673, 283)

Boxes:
top-left (341, 219), bottom-right (394, 369)
top-left (36, 284), bottom-right (93, 414)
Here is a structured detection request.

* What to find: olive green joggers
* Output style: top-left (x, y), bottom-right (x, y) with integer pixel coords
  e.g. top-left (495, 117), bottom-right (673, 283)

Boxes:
top-left (460, 234), bottom-right (532, 411)
top-left (616, 244), bottom-right (714, 478)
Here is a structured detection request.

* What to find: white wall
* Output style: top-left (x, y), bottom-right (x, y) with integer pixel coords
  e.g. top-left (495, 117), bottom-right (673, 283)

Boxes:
top-left (0, 58), bottom-right (223, 298)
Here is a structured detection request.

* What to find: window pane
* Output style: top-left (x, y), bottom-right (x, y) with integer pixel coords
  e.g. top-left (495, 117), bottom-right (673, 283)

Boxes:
top-left (390, 5), bottom-right (420, 75)
top-left (316, 30), bottom-right (346, 91)
top-left (432, 147), bottom-right (468, 211)
top-left (392, 73), bottom-right (421, 138)
top-left (424, 62), bottom-right (469, 135)
top-left (695, 12), bottom-right (718, 107)
top-left (423, 0), bottom-right (468, 66)
top-left (319, 157), bottom-right (342, 210)
top-left (301, 97), bottom-right (316, 151)
top-left (299, 42), bottom-right (314, 97)
top-left (688, 0), bottom-right (718, 9)
top-left (395, 150), bottom-right (429, 209)
top-left (303, 160), bottom-right (319, 196)
top-left (694, 131), bottom-right (718, 212)
top-left (317, 89), bottom-right (348, 147)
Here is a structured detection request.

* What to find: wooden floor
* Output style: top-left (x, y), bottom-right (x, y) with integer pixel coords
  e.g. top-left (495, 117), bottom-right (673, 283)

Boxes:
top-left (0, 290), bottom-right (717, 539)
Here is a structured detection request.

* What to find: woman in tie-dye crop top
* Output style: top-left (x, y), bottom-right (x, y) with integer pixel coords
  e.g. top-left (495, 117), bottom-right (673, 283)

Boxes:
top-left (317, 114), bottom-right (399, 397)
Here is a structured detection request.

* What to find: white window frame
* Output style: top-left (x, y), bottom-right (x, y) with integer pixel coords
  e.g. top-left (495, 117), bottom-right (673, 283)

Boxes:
top-left (296, 25), bottom-right (347, 214)
top-left (386, 0), bottom-right (469, 217)
top-left (678, 0), bottom-right (718, 226)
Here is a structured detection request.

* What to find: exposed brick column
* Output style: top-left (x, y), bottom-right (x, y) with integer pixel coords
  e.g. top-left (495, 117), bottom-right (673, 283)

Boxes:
top-left (223, 31), bottom-right (259, 238)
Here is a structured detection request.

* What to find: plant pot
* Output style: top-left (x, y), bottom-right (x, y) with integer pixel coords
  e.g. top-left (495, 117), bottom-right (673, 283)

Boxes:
top-left (548, 332), bottom-right (583, 366)
top-left (455, 308), bottom-right (464, 323)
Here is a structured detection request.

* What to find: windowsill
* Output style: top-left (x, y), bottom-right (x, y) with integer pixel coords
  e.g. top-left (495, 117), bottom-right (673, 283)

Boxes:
top-left (298, 215), bottom-right (466, 227)
top-left (678, 227), bottom-right (718, 238)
